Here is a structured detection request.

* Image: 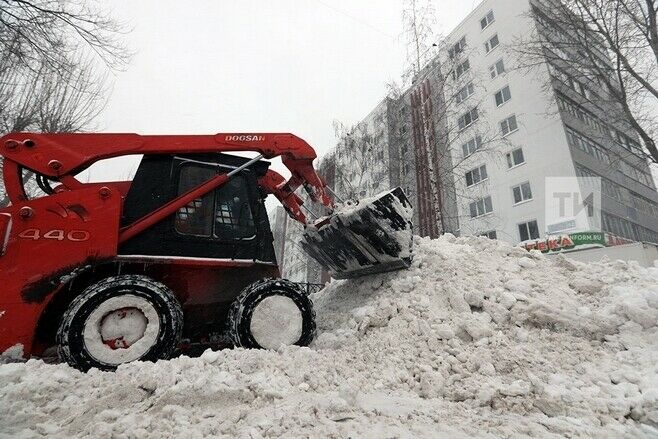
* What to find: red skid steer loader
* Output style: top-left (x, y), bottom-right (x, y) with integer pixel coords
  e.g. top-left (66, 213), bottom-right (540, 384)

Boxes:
top-left (0, 133), bottom-right (413, 371)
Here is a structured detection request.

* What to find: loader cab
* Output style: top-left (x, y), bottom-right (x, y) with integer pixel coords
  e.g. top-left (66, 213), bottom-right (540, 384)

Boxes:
top-left (119, 153), bottom-right (277, 264)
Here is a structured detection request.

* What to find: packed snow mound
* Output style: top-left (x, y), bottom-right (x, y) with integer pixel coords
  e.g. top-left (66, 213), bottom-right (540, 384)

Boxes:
top-left (1, 235), bottom-right (658, 438)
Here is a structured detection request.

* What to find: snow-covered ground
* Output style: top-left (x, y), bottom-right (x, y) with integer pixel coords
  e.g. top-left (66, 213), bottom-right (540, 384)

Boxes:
top-left (1, 235), bottom-right (657, 438)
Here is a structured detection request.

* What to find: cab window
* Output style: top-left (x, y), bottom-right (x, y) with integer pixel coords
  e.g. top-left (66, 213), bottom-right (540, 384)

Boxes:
top-left (175, 164), bottom-right (256, 240)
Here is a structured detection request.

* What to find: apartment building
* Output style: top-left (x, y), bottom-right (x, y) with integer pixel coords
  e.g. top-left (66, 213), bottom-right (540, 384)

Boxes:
top-left (333, 98), bottom-right (401, 200)
top-left (441, 0), bottom-right (658, 244)
top-left (272, 0), bottom-right (658, 282)
top-left (531, 0), bottom-right (658, 244)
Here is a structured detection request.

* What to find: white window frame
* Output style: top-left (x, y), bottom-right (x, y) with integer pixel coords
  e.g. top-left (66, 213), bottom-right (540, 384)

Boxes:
top-left (469, 196), bottom-right (493, 218)
top-left (489, 59), bottom-right (505, 79)
top-left (480, 10), bottom-right (495, 30)
top-left (465, 164), bottom-right (488, 187)
top-left (512, 181), bottom-right (533, 205)
top-left (485, 34), bottom-right (500, 53)
top-left (449, 36), bottom-right (467, 59)
top-left (518, 219), bottom-right (540, 241)
top-left (458, 107), bottom-right (479, 131)
top-left (452, 59), bottom-right (471, 80)
top-left (500, 114), bottom-right (518, 136)
top-left (461, 135), bottom-right (483, 158)
top-left (456, 82), bottom-right (475, 104)
top-left (494, 85), bottom-right (512, 107)
top-left (506, 147), bottom-right (525, 168)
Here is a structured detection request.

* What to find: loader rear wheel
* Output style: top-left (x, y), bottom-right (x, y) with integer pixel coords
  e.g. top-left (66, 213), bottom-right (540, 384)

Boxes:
top-left (56, 275), bottom-right (183, 371)
top-left (228, 279), bottom-right (316, 350)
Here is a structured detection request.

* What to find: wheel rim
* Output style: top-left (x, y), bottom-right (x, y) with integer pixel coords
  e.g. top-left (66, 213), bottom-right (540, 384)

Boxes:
top-left (83, 295), bottom-right (160, 366)
top-left (249, 295), bottom-right (303, 349)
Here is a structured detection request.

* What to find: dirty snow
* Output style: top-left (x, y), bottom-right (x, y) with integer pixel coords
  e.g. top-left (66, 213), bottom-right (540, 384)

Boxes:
top-left (250, 295), bottom-right (303, 349)
top-left (1, 234), bottom-right (657, 438)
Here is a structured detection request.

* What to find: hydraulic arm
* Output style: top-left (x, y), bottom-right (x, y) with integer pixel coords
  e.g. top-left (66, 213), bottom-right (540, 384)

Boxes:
top-left (0, 131), bottom-right (413, 280)
top-left (0, 133), bottom-right (330, 223)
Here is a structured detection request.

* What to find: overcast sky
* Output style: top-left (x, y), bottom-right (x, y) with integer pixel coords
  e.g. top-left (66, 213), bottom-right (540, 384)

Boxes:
top-left (87, 0), bottom-right (481, 182)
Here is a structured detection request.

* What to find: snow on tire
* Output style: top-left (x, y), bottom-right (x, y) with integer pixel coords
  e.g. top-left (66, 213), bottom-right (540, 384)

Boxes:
top-left (56, 275), bottom-right (183, 371)
top-left (228, 278), bottom-right (316, 350)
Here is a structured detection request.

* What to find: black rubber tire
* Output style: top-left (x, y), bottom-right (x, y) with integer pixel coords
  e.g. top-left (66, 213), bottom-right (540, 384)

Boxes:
top-left (56, 275), bottom-right (183, 372)
top-left (227, 278), bottom-right (316, 349)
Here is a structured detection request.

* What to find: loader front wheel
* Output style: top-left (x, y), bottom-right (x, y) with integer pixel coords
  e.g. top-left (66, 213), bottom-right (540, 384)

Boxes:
top-left (56, 275), bottom-right (183, 371)
top-left (228, 279), bottom-right (316, 350)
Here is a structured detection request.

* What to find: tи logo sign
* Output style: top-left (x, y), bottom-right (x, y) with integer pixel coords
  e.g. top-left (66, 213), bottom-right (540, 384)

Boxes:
top-left (545, 176), bottom-right (601, 234)
top-left (225, 135), bottom-right (265, 142)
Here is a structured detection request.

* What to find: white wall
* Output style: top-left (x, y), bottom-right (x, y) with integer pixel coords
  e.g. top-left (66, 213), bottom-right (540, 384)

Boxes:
top-left (444, 0), bottom-right (581, 244)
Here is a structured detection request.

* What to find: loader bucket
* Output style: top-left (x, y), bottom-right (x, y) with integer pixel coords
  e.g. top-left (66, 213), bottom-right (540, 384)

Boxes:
top-left (300, 187), bottom-right (413, 279)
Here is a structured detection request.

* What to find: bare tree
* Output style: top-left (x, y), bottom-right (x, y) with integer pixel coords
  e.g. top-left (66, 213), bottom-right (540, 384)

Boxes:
top-left (0, 56), bottom-right (107, 132)
top-left (0, 0), bottom-right (129, 71)
top-left (0, 0), bottom-right (128, 206)
top-left (402, 0), bottom-right (437, 81)
top-left (515, 0), bottom-right (658, 164)
top-left (0, 55), bottom-right (109, 205)
top-left (331, 117), bottom-right (388, 200)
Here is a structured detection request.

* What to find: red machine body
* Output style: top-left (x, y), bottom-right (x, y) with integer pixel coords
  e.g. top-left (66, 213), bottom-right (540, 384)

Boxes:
top-left (0, 132), bottom-right (332, 356)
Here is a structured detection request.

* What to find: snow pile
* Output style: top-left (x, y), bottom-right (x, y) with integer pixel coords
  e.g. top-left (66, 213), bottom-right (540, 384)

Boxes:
top-left (1, 235), bottom-right (658, 438)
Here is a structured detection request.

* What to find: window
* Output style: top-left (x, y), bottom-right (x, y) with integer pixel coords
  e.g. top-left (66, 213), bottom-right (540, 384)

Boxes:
top-left (485, 34), bottom-right (500, 53)
top-left (619, 162), bottom-right (653, 188)
top-left (465, 164), bottom-right (488, 187)
top-left (469, 196), bottom-right (493, 218)
top-left (556, 93), bottom-right (610, 137)
top-left (176, 165), bottom-right (255, 240)
top-left (512, 182), bottom-right (533, 204)
top-left (458, 107), bottom-right (479, 130)
top-left (480, 10), bottom-right (495, 29)
top-left (500, 114), bottom-right (518, 136)
top-left (601, 212), bottom-right (645, 242)
top-left (480, 230), bottom-right (497, 239)
top-left (518, 220), bottom-right (540, 241)
top-left (176, 166), bottom-right (214, 236)
top-left (616, 130), bottom-right (643, 155)
top-left (456, 82), bottom-right (475, 104)
top-left (489, 59), bottom-right (505, 78)
top-left (549, 64), bottom-right (594, 99)
top-left (630, 192), bottom-right (658, 217)
top-left (494, 85), bottom-right (512, 106)
top-left (462, 135), bottom-right (483, 157)
top-left (452, 59), bottom-right (471, 80)
top-left (565, 127), bottom-right (610, 164)
top-left (575, 165), bottom-right (623, 201)
top-left (506, 148), bottom-right (525, 168)
top-left (449, 36), bottom-right (467, 59)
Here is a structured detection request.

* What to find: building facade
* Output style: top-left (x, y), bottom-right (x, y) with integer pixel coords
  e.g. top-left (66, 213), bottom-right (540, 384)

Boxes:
top-left (440, 0), bottom-right (658, 244)
top-left (333, 98), bottom-right (401, 200)
top-left (272, 0), bottom-right (658, 282)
